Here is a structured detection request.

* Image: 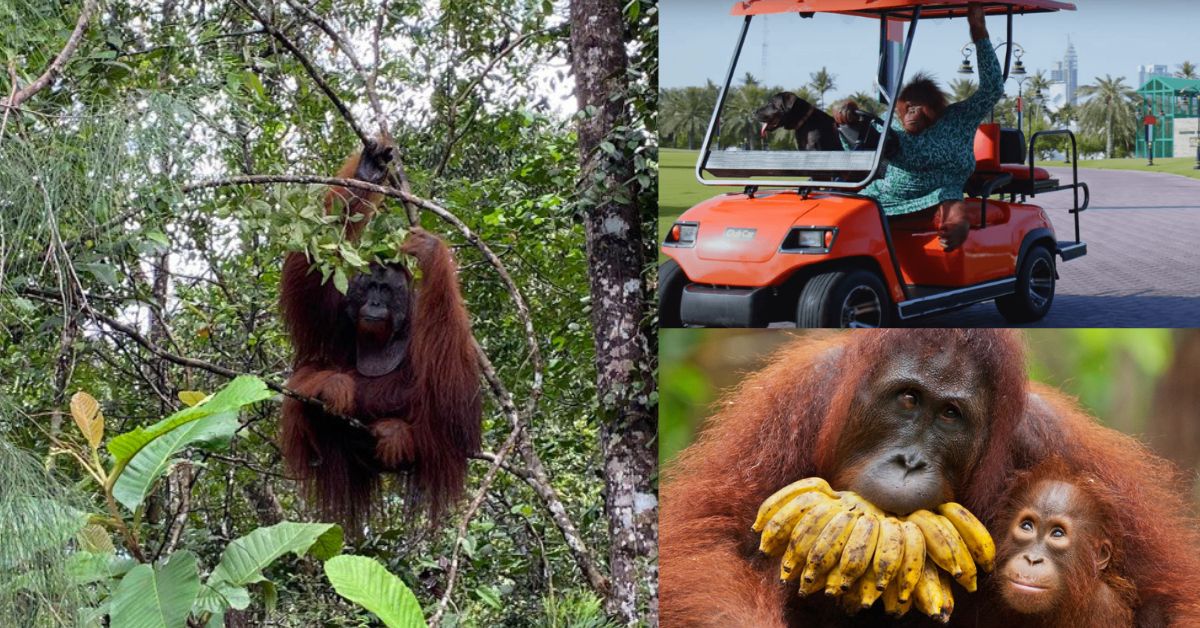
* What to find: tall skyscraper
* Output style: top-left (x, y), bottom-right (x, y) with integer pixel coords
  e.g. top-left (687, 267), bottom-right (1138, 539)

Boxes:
top-left (1064, 39), bottom-right (1078, 105)
top-left (1138, 64), bottom-right (1170, 88)
top-left (1046, 40), bottom-right (1079, 106)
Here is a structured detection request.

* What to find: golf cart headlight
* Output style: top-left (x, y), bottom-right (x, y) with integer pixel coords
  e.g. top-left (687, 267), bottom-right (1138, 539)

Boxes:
top-left (665, 221), bottom-right (698, 247)
top-left (782, 227), bottom-right (837, 253)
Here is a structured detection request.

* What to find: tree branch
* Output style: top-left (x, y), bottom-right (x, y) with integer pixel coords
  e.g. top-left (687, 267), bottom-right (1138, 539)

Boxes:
top-left (1, 0), bottom-right (99, 110)
top-left (236, 0), bottom-right (370, 147)
top-left (18, 287), bottom-right (368, 431)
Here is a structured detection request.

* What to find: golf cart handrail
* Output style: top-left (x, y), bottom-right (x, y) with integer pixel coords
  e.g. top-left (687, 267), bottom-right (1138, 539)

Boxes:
top-left (694, 7), bottom-right (923, 189)
top-left (731, 0), bottom-right (1075, 18)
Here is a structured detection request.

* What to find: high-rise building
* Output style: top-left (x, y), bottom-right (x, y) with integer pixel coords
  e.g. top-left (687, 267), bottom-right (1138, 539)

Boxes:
top-left (1138, 64), bottom-right (1171, 88)
top-left (1063, 39), bottom-right (1078, 105)
top-left (1046, 40), bottom-right (1079, 106)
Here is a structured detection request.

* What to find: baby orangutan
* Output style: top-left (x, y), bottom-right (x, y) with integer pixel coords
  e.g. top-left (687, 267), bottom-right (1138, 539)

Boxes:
top-left (983, 461), bottom-right (1136, 628)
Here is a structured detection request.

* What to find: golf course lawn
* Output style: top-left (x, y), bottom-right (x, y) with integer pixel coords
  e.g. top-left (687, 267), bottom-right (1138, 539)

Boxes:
top-left (1070, 157), bottom-right (1200, 181)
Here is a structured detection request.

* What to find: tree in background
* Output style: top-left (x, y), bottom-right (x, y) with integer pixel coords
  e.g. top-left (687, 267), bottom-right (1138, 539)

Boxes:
top-left (1078, 75), bottom-right (1139, 158)
top-left (950, 78), bottom-right (978, 103)
top-left (662, 83), bottom-right (717, 150)
top-left (809, 67), bottom-right (837, 109)
top-left (1177, 61), bottom-right (1198, 80)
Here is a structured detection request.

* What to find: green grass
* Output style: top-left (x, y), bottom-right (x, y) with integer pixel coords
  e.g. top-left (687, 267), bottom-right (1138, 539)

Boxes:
top-left (1074, 157), bottom-right (1200, 180)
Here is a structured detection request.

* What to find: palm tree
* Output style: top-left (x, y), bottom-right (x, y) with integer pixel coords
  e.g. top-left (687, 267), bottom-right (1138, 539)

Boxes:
top-left (1178, 61), bottom-right (1198, 80)
top-left (791, 86), bottom-right (820, 107)
top-left (949, 78), bottom-right (977, 103)
top-left (1024, 71), bottom-right (1052, 133)
top-left (809, 67), bottom-right (837, 108)
top-left (724, 73), bottom-right (771, 149)
top-left (661, 84), bottom-right (718, 150)
top-left (1077, 75), bottom-right (1139, 158)
top-left (845, 90), bottom-right (885, 116)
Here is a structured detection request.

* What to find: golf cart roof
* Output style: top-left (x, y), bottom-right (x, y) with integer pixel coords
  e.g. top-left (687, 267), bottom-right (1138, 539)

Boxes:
top-left (731, 0), bottom-right (1076, 19)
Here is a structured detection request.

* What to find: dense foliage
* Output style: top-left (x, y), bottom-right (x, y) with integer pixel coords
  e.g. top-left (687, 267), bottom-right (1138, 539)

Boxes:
top-left (0, 0), bottom-right (655, 625)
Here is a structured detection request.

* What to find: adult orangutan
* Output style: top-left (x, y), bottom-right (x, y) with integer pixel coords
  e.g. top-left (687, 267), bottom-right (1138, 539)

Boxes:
top-left (278, 139), bottom-right (481, 528)
top-left (659, 330), bottom-right (1200, 627)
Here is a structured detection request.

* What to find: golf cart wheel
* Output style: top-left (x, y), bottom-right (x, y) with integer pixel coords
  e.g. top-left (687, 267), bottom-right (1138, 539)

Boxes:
top-left (796, 269), bottom-right (891, 328)
top-left (658, 259), bottom-right (686, 328)
top-left (995, 245), bottom-right (1056, 324)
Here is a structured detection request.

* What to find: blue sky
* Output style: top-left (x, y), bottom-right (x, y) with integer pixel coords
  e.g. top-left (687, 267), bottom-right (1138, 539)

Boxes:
top-left (661, 0), bottom-right (1199, 101)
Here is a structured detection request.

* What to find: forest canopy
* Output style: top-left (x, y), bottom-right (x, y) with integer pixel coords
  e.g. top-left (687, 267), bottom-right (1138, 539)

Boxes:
top-left (0, 0), bottom-right (658, 626)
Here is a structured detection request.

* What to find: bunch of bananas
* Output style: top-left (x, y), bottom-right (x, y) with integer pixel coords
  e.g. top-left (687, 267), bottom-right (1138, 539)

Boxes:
top-left (752, 477), bottom-right (995, 623)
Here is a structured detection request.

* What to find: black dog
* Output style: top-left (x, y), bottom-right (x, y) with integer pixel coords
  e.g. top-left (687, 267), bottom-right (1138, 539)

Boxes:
top-left (754, 92), bottom-right (841, 151)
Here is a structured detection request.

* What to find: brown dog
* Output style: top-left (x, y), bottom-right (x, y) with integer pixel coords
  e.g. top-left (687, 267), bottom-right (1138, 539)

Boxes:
top-left (754, 92), bottom-right (841, 151)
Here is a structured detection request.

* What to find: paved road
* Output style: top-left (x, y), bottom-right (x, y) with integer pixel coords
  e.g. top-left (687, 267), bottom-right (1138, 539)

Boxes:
top-left (762, 167), bottom-right (1200, 328)
top-left (914, 167), bottom-right (1200, 327)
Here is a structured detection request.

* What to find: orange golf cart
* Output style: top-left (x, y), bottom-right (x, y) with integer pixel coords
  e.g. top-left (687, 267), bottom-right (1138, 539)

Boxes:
top-left (659, 0), bottom-right (1090, 328)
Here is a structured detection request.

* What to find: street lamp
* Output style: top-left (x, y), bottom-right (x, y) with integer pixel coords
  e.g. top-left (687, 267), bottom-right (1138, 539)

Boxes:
top-left (959, 41), bottom-right (1026, 130)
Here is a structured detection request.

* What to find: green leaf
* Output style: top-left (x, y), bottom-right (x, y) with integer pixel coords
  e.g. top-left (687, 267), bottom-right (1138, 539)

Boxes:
top-left (323, 555), bottom-right (427, 628)
top-left (208, 522), bottom-right (343, 588)
top-left (193, 581), bottom-right (250, 615)
top-left (109, 550), bottom-right (200, 628)
top-left (333, 266), bottom-right (349, 294)
top-left (112, 410), bottom-right (239, 511)
top-left (107, 375), bottom-right (270, 463)
top-left (339, 244), bottom-right (366, 268)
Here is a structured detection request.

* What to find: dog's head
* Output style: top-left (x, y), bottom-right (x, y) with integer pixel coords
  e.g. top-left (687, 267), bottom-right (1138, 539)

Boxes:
top-left (754, 92), bottom-right (811, 138)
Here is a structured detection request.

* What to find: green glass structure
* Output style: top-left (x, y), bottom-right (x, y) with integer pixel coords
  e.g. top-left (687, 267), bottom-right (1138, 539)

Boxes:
top-left (1135, 76), bottom-right (1200, 158)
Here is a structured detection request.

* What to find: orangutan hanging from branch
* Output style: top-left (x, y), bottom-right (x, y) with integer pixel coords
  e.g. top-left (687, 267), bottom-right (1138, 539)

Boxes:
top-left (278, 138), bottom-right (482, 529)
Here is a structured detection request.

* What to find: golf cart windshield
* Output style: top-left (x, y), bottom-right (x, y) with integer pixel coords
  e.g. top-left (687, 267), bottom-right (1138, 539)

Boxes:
top-left (697, 0), bottom-right (1075, 189)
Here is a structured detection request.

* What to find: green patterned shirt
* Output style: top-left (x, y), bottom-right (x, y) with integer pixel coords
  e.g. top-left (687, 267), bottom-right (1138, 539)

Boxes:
top-left (862, 38), bottom-right (1003, 216)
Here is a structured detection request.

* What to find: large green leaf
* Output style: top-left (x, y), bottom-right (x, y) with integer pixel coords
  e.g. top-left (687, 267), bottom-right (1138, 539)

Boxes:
top-left (323, 555), bottom-right (427, 628)
top-left (112, 411), bottom-right (239, 511)
top-left (207, 522), bottom-right (343, 587)
top-left (109, 550), bottom-right (200, 628)
top-left (107, 375), bottom-right (271, 463)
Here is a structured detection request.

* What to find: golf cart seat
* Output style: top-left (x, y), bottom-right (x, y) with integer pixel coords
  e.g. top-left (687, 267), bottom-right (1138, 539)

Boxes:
top-left (971, 124), bottom-right (1060, 195)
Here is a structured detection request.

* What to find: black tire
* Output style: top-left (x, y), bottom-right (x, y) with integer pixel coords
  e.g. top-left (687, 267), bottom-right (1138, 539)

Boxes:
top-left (995, 245), bottom-right (1056, 324)
top-left (796, 269), bottom-right (891, 328)
top-left (658, 259), bottom-right (686, 328)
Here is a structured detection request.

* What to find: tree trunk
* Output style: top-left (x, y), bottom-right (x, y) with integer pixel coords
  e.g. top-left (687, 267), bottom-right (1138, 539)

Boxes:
top-left (1106, 109), bottom-right (1114, 158)
top-left (568, 1), bottom-right (658, 624)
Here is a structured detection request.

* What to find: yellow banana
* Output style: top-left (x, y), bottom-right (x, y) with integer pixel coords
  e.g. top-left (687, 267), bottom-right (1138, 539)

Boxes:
top-left (836, 490), bottom-right (886, 518)
top-left (752, 477), bottom-right (836, 532)
top-left (846, 561), bottom-right (884, 611)
top-left (797, 570), bottom-right (825, 597)
top-left (825, 513), bottom-right (880, 594)
top-left (802, 510), bottom-right (860, 585)
top-left (760, 491), bottom-right (835, 556)
top-left (912, 557), bottom-right (944, 619)
top-left (907, 510), bottom-right (963, 578)
top-left (938, 502), bottom-right (996, 573)
top-left (871, 516), bottom-right (905, 591)
top-left (937, 569), bottom-right (955, 623)
top-left (924, 509), bottom-right (977, 591)
top-left (896, 520), bottom-right (925, 603)
top-left (881, 572), bottom-right (912, 617)
top-left (779, 498), bottom-right (842, 579)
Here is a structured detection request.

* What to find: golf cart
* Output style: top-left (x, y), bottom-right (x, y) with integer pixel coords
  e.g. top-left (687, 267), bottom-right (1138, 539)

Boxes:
top-left (659, 0), bottom-right (1090, 328)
